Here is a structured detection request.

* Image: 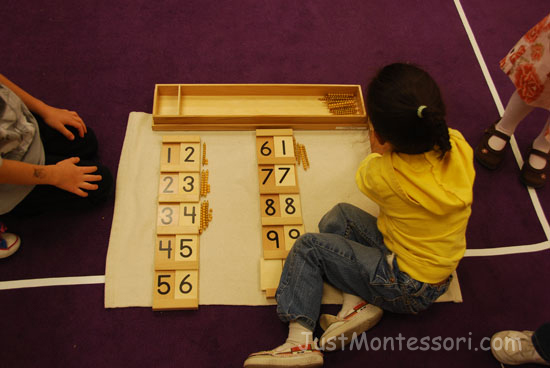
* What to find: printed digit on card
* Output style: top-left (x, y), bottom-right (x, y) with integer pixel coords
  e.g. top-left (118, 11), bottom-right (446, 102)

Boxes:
top-left (274, 165), bottom-right (296, 186)
top-left (158, 204), bottom-right (179, 226)
top-left (274, 136), bottom-right (294, 158)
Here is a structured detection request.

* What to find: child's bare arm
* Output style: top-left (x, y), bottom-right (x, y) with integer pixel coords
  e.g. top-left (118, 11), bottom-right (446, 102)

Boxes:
top-left (0, 73), bottom-right (87, 140)
top-left (0, 158), bottom-right (101, 197)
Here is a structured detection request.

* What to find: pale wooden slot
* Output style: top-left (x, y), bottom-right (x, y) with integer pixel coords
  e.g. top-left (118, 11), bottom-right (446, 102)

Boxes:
top-left (256, 129), bottom-right (294, 137)
top-left (260, 259), bottom-right (284, 291)
top-left (154, 85), bottom-right (180, 116)
top-left (162, 135), bottom-right (201, 143)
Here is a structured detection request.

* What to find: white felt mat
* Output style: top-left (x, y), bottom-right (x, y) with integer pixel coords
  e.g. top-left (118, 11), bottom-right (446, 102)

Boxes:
top-left (104, 112), bottom-right (462, 308)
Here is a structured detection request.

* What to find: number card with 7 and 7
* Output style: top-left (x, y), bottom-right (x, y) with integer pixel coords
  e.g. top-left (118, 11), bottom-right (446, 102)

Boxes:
top-left (258, 164), bottom-right (299, 194)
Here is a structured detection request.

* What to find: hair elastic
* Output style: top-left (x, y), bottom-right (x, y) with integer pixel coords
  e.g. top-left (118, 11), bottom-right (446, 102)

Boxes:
top-left (417, 105), bottom-right (427, 118)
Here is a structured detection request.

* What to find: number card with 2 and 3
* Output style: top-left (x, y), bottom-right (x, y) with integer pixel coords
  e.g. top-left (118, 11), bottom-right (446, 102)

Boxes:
top-left (158, 172), bottom-right (200, 202)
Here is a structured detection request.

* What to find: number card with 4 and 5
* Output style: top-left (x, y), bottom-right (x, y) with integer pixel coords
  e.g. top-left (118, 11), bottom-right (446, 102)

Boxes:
top-left (155, 235), bottom-right (199, 270)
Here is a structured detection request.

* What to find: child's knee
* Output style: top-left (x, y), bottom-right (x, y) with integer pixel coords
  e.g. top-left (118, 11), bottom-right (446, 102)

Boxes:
top-left (289, 233), bottom-right (321, 256)
top-left (318, 203), bottom-right (349, 233)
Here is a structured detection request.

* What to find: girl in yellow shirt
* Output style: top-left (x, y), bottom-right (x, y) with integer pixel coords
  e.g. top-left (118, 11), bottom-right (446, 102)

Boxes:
top-left (244, 63), bottom-right (475, 368)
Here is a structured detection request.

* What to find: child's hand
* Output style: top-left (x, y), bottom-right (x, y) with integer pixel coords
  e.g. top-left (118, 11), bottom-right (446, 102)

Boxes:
top-left (41, 105), bottom-right (87, 140)
top-left (369, 130), bottom-right (391, 155)
top-left (49, 157), bottom-right (102, 197)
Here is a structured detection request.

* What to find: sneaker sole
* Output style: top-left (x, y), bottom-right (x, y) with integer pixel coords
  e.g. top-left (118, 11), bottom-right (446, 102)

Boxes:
top-left (320, 306), bottom-right (383, 351)
top-left (244, 354), bottom-right (323, 368)
top-left (0, 234), bottom-right (21, 259)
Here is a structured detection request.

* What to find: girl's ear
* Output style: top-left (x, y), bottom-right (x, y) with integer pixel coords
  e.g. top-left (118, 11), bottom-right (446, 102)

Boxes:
top-left (374, 131), bottom-right (386, 144)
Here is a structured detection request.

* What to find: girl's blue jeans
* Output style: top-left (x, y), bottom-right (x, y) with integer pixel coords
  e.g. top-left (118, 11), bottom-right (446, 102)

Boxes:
top-left (275, 203), bottom-right (451, 331)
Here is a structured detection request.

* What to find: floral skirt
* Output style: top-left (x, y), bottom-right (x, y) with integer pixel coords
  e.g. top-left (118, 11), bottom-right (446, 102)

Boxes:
top-left (500, 14), bottom-right (550, 109)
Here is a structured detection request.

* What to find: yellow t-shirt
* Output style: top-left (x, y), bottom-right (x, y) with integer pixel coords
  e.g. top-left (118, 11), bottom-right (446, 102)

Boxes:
top-left (355, 128), bottom-right (475, 283)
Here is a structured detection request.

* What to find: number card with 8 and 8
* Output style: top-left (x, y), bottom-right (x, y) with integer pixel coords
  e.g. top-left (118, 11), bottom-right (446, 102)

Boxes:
top-left (260, 194), bottom-right (303, 225)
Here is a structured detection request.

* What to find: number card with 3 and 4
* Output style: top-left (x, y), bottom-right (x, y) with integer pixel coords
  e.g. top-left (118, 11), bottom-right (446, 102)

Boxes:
top-left (157, 203), bottom-right (200, 234)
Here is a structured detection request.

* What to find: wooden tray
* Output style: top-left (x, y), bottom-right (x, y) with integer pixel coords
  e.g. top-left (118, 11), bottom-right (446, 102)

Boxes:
top-left (152, 84), bottom-right (367, 130)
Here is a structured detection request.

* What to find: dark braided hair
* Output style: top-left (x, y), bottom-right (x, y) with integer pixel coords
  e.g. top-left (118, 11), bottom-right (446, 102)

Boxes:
top-left (366, 63), bottom-right (451, 158)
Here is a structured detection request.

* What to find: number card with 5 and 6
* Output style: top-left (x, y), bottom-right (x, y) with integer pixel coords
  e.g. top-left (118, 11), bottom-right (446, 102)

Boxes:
top-left (153, 270), bottom-right (199, 310)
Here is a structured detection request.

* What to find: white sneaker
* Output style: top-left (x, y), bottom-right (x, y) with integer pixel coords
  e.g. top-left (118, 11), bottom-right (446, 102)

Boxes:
top-left (491, 330), bottom-right (550, 366)
top-left (0, 233), bottom-right (21, 259)
top-left (243, 343), bottom-right (323, 368)
top-left (319, 301), bottom-right (383, 351)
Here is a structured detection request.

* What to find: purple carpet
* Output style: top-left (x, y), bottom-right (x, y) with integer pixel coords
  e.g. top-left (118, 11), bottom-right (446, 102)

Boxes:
top-left (1, 1), bottom-right (548, 367)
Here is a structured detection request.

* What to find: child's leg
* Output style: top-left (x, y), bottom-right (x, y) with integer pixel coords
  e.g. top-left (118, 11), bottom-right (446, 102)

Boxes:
top-left (489, 91), bottom-right (534, 150)
top-left (318, 202), bottom-right (386, 252)
top-left (529, 115), bottom-right (550, 169)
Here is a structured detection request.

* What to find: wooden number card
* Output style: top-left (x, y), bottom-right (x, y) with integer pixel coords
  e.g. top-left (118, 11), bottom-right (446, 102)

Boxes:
top-left (158, 172), bottom-right (200, 202)
top-left (160, 136), bottom-right (201, 172)
top-left (261, 225), bottom-right (304, 259)
top-left (258, 164), bottom-right (299, 194)
top-left (155, 235), bottom-right (199, 270)
top-left (256, 129), bottom-right (296, 165)
top-left (153, 270), bottom-right (199, 310)
top-left (157, 203), bottom-right (200, 234)
top-left (260, 194), bottom-right (302, 225)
